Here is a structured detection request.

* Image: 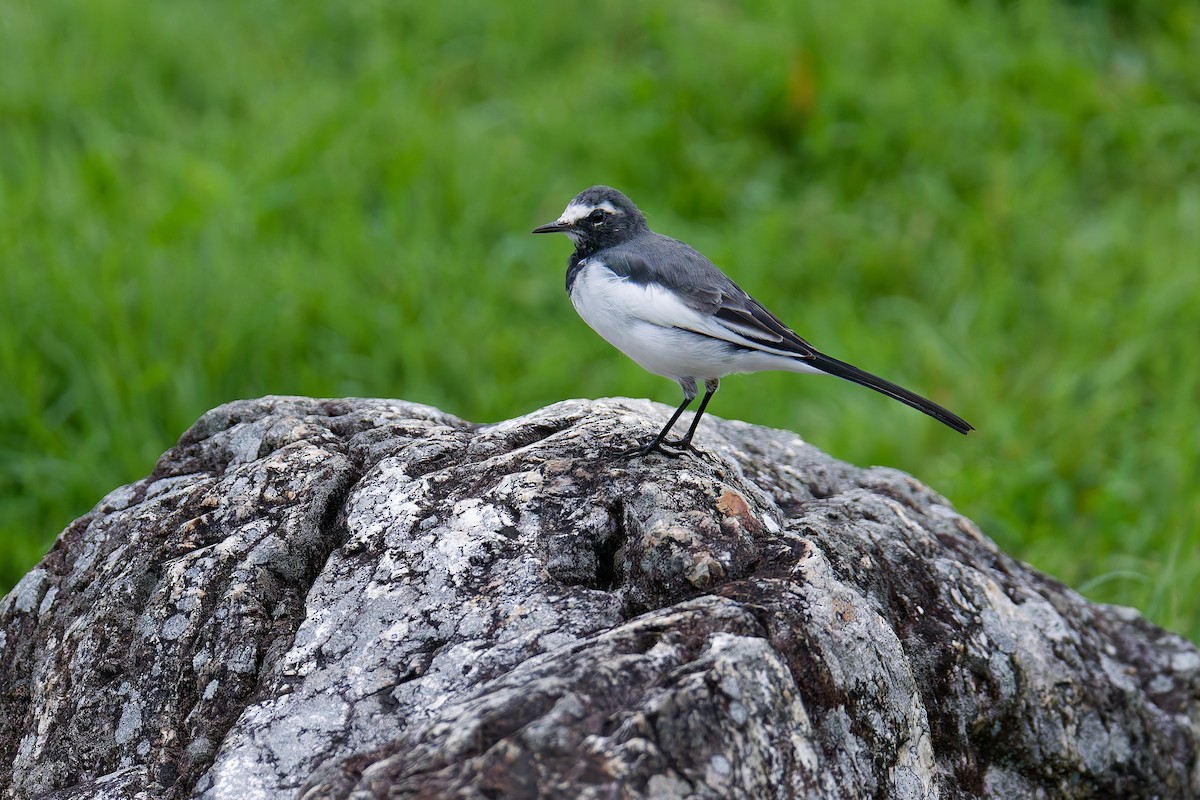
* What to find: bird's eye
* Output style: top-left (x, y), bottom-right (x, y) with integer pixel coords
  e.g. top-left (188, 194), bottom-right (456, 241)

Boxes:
top-left (588, 209), bottom-right (606, 223)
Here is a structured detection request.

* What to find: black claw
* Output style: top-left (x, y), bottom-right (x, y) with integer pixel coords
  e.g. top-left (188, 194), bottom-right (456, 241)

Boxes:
top-left (617, 440), bottom-right (689, 459)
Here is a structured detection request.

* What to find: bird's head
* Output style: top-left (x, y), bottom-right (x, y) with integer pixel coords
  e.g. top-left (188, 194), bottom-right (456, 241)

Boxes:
top-left (533, 185), bottom-right (648, 253)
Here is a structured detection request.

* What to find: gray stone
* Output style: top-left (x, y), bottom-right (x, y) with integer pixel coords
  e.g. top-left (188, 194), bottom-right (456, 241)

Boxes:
top-left (0, 396), bottom-right (1196, 799)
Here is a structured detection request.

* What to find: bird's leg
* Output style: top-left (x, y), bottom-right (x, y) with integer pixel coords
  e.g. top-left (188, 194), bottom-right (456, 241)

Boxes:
top-left (664, 378), bottom-right (719, 450)
top-left (619, 380), bottom-right (697, 458)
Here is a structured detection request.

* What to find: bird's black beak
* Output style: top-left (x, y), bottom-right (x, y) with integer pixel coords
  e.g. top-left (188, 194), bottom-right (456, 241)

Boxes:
top-left (532, 220), bottom-right (569, 234)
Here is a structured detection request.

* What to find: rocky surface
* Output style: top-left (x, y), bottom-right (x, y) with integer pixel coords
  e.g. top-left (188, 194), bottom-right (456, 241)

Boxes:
top-left (1, 396), bottom-right (1196, 799)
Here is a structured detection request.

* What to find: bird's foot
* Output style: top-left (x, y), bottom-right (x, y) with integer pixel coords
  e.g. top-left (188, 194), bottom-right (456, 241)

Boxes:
top-left (617, 439), bottom-right (690, 459)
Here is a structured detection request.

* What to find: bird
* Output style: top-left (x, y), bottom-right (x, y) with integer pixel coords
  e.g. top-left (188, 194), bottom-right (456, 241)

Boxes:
top-left (532, 185), bottom-right (973, 457)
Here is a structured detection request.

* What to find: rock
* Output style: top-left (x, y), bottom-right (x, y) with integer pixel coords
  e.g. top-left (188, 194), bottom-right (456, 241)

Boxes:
top-left (1, 396), bottom-right (1196, 799)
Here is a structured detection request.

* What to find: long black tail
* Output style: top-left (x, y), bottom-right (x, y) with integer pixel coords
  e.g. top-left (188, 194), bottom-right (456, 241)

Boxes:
top-left (808, 352), bottom-right (974, 434)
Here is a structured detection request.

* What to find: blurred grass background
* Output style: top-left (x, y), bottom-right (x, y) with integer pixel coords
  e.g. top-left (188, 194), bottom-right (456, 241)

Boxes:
top-left (1, 0), bottom-right (1197, 640)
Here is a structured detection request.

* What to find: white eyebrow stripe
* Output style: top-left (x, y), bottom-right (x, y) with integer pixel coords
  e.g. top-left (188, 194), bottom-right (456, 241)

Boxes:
top-left (558, 199), bottom-right (620, 225)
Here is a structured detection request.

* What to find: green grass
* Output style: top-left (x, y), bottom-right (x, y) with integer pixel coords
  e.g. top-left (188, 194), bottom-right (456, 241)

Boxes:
top-left (2, 0), bottom-right (1197, 641)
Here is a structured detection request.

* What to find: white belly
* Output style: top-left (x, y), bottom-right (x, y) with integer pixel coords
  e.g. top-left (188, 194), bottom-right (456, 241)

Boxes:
top-left (569, 261), bottom-right (814, 382)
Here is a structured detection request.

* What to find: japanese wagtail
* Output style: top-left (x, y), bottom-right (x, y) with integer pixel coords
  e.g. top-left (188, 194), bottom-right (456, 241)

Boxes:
top-left (533, 185), bottom-right (973, 457)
